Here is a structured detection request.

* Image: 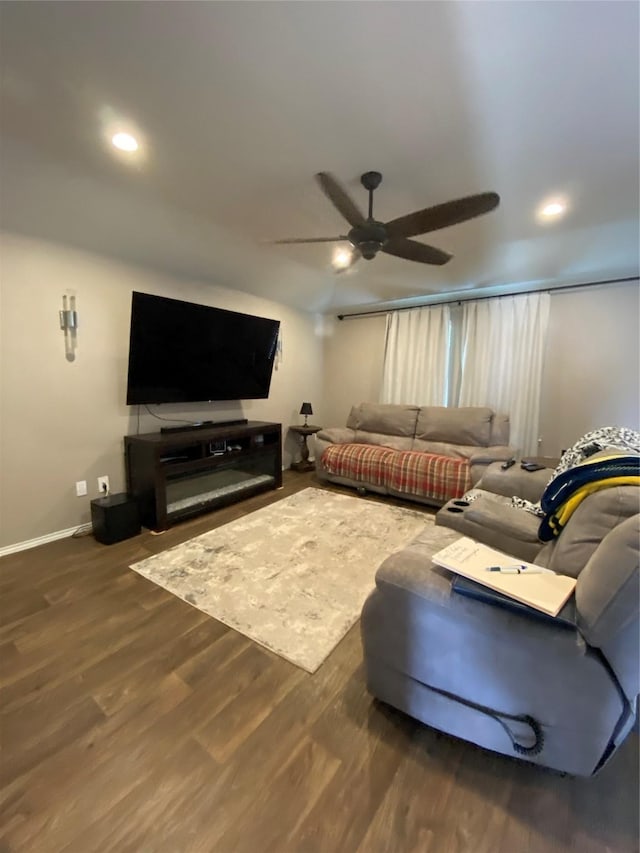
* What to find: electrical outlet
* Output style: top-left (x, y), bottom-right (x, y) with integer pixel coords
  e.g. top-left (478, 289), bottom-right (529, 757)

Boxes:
top-left (75, 480), bottom-right (87, 497)
top-left (97, 476), bottom-right (110, 495)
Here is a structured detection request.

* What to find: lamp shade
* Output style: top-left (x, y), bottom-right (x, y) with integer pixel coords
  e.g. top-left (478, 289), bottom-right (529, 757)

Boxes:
top-left (299, 402), bottom-right (313, 416)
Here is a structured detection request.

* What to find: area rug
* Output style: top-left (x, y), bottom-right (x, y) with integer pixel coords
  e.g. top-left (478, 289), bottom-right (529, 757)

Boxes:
top-left (130, 487), bottom-right (453, 672)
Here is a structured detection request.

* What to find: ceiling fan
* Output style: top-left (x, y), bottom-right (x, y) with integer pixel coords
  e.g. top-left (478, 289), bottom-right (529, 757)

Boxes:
top-left (272, 171), bottom-right (500, 269)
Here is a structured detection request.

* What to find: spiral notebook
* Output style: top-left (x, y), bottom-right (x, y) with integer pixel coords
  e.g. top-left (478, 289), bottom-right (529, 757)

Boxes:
top-left (431, 537), bottom-right (576, 617)
top-left (451, 576), bottom-right (577, 628)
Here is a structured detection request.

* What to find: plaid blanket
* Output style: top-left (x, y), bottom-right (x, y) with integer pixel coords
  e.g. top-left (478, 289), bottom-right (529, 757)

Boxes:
top-left (321, 444), bottom-right (394, 487)
top-left (321, 444), bottom-right (471, 502)
top-left (385, 450), bottom-right (472, 501)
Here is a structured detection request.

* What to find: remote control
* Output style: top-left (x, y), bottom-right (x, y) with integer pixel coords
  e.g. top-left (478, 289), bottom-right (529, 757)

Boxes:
top-left (501, 458), bottom-right (516, 470)
top-left (521, 461), bottom-right (546, 472)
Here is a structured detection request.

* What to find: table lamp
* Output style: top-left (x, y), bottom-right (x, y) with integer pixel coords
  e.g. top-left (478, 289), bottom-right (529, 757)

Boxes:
top-left (300, 402), bottom-right (313, 426)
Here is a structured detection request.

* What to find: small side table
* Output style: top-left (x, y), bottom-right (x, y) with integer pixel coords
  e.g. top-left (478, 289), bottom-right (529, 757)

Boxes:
top-left (289, 424), bottom-right (322, 472)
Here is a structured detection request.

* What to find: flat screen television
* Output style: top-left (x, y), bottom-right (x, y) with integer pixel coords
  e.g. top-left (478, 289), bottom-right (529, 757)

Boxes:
top-left (126, 292), bottom-right (280, 405)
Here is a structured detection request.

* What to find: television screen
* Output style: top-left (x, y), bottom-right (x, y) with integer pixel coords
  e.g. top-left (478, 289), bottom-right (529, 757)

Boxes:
top-left (126, 292), bottom-right (280, 405)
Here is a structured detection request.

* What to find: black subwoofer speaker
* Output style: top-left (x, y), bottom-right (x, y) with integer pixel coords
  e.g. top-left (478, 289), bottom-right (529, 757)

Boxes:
top-left (91, 493), bottom-right (140, 545)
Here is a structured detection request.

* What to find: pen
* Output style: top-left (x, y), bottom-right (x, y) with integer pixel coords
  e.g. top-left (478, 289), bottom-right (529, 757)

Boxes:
top-left (485, 565), bottom-right (545, 574)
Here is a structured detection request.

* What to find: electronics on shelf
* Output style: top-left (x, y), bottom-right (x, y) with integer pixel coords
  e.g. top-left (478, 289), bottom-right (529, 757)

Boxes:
top-left (159, 418), bottom-right (249, 435)
top-left (125, 421), bottom-right (282, 531)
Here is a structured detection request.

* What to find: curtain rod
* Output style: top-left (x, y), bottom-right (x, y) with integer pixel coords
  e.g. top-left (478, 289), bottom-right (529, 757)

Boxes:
top-left (335, 275), bottom-right (639, 320)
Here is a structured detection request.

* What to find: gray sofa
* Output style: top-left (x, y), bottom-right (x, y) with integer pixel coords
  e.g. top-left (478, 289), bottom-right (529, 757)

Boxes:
top-left (314, 403), bottom-right (516, 507)
top-left (361, 467), bottom-right (640, 776)
top-left (436, 454), bottom-right (640, 566)
top-left (435, 461), bottom-right (554, 563)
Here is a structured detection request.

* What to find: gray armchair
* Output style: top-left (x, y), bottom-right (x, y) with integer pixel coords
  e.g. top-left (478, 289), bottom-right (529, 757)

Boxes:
top-left (361, 496), bottom-right (639, 776)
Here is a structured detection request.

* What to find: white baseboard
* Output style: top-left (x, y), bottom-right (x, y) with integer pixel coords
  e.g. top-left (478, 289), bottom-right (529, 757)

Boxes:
top-left (1, 470), bottom-right (305, 558)
top-left (0, 523), bottom-right (93, 558)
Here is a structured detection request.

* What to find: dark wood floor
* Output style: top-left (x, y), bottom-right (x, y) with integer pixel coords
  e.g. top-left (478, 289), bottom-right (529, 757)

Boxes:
top-left (1, 473), bottom-right (638, 853)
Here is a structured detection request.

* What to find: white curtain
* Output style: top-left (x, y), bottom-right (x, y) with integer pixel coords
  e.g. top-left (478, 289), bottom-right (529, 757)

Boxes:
top-left (457, 292), bottom-right (550, 455)
top-left (380, 304), bottom-right (452, 405)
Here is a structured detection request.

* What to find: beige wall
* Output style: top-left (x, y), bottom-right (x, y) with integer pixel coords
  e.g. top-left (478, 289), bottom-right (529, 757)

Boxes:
top-left (0, 232), bottom-right (324, 548)
top-left (320, 313), bottom-right (387, 428)
top-left (2, 232), bottom-right (637, 552)
top-left (320, 282), bottom-right (640, 454)
top-left (538, 280), bottom-right (640, 456)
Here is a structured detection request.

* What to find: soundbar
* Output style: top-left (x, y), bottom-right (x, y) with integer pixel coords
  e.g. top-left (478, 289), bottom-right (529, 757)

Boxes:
top-left (160, 418), bottom-right (249, 435)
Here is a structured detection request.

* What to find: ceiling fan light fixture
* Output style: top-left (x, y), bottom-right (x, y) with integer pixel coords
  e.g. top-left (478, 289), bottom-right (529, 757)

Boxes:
top-left (332, 247), bottom-right (353, 269)
top-left (359, 241), bottom-right (382, 260)
top-left (111, 131), bottom-right (139, 152)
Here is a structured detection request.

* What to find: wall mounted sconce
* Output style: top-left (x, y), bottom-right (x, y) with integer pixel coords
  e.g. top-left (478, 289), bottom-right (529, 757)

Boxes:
top-left (60, 293), bottom-right (78, 361)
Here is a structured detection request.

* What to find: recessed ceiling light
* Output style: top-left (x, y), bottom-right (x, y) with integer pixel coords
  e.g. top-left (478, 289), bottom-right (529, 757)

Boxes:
top-left (111, 132), bottom-right (139, 152)
top-left (536, 197), bottom-right (568, 222)
top-left (542, 202), bottom-right (565, 217)
top-left (332, 247), bottom-right (352, 269)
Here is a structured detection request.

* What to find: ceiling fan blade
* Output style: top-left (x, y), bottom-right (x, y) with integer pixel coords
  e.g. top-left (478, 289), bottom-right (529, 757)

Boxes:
top-left (382, 238), bottom-right (452, 266)
top-left (385, 192), bottom-right (500, 239)
top-left (316, 172), bottom-right (366, 227)
top-left (270, 236), bottom-right (349, 244)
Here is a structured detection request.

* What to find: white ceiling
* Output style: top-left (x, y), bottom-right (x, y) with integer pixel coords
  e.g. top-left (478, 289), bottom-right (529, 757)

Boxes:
top-left (1, 1), bottom-right (638, 314)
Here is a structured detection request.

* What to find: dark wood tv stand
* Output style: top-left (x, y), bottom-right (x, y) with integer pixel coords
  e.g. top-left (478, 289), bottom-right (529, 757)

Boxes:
top-left (125, 421), bottom-right (282, 531)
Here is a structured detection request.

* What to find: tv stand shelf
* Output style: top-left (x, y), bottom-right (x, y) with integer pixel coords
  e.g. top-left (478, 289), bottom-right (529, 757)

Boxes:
top-left (125, 421), bottom-right (282, 531)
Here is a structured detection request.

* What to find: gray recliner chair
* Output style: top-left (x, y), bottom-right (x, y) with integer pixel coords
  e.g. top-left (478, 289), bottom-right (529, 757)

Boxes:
top-left (434, 461), bottom-right (552, 562)
top-left (435, 450), bottom-right (640, 568)
top-left (361, 505), bottom-right (639, 776)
